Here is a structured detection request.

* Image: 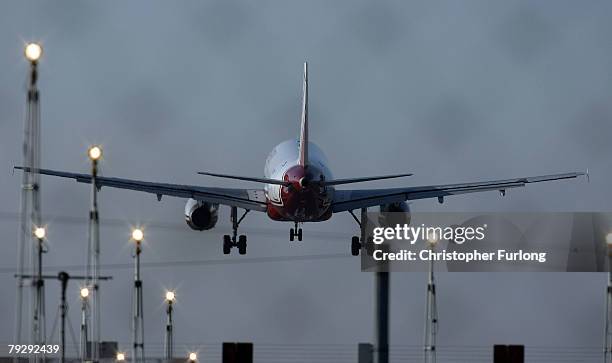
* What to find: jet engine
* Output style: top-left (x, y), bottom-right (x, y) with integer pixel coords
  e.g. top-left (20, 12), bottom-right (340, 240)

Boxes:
top-left (378, 201), bottom-right (411, 227)
top-left (185, 198), bottom-right (219, 230)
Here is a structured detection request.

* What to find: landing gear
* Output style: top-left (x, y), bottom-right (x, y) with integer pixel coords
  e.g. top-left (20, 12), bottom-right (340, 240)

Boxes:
top-left (222, 207), bottom-right (250, 255)
top-left (289, 228), bottom-right (303, 241)
top-left (349, 208), bottom-right (373, 256)
top-left (351, 236), bottom-right (361, 256)
top-left (237, 235), bottom-right (247, 255)
top-left (223, 235), bottom-right (232, 255)
top-left (289, 221), bottom-right (303, 241)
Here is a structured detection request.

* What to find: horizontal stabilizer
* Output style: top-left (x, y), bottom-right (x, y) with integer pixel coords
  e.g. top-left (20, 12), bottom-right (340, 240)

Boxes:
top-left (197, 172), bottom-right (290, 186)
top-left (321, 173), bottom-right (413, 186)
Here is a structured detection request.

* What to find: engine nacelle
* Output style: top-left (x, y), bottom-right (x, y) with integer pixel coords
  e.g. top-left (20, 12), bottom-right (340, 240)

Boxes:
top-left (378, 202), bottom-right (411, 227)
top-left (184, 198), bottom-right (219, 231)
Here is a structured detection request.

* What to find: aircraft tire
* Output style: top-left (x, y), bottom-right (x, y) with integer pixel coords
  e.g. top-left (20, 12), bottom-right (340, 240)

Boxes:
top-left (223, 235), bottom-right (232, 255)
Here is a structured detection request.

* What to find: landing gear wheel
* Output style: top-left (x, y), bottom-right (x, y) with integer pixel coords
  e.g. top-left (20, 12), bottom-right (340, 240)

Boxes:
top-left (290, 221), bottom-right (303, 242)
top-left (351, 236), bottom-right (361, 256)
top-left (237, 235), bottom-right (247, 255)
top-left (227, 207), bottom-right (251, 256)
top-left (350, 208), bottom-right (373, 257)
top-left (223, 235), bottom-right (232, 255)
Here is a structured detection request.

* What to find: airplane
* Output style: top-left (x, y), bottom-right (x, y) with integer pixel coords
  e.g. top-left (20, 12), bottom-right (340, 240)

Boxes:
top-left (15, 62), bottom-right (586, 256)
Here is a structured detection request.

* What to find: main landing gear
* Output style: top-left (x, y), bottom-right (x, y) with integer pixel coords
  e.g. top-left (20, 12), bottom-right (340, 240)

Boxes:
top-left (223, 207), bottom-right (250, 255)
top-left (349, 208), bottom-right (374, 256)
top-left (289, 221), bottom-right (303, 241)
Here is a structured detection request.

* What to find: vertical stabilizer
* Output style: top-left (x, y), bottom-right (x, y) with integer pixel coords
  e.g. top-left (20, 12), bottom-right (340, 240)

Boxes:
top-left (299, 62), bottom-right (308, 166)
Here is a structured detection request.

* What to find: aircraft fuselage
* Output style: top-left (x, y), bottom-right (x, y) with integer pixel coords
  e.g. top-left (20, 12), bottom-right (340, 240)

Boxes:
top-left (264, 139), bottom-right (334, 222)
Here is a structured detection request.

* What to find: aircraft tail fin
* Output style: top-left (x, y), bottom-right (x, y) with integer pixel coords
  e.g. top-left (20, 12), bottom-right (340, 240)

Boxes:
top-left (298, 62), bottom-right (308, 166)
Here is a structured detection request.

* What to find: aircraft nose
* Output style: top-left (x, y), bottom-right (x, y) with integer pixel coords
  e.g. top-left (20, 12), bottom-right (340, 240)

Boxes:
top-left (298, 177), bottom-right (309, 188)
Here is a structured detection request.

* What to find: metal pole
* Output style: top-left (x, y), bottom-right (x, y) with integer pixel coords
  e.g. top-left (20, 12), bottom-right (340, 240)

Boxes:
top-left (80, 293), bottom-right (89, 361)
top-left (87, 154), bottom-right (101, 362)
top-left (133, 240), bottom-right (145, 363)
top-left (165, 301), bottom-right (173, 359)
top-left (29, 59), bottom-right (43, 355)
top-left (375, 271), bottom-right (389, 363)
top-left (58, 272), bottom-right (69, 363)
top-left (33, 235), bottom-right (46, 362)
top-left (423, 242), bottom-right (438, 363)
top-left (30, 60), bottom-right (43, 350)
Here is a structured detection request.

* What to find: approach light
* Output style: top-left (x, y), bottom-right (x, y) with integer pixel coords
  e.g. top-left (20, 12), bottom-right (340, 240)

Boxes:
top-left (88, 145), bottom-right (103, 161)
top-left (80, 287), bottom-right (89, 299)
top-left (165, 290), bottom-right (176, 303)
top-left (24, 42), bottom-right (43, 62)
top-left (188, 352), bottom-right (197, 362)
top-left (33, 226), bottom-right (46, 240)
top-left (116, 352), bottom-right (125, 361)
top-left (131, 228), bottom-right (144, 243)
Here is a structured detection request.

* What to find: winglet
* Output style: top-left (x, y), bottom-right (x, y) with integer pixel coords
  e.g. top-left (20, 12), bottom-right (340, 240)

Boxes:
top-left (586, 168), bottom-right (590, 183)
top-left (298, 61), bottom-right (308, 167)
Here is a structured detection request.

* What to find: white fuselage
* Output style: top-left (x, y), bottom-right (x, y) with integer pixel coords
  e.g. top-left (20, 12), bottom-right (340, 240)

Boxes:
top-left (263, 139), bottom-right (334, 221)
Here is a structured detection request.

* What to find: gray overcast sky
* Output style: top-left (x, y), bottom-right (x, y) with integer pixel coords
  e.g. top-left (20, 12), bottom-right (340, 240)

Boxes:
top-left (1, 1), bottom-right (611, 361)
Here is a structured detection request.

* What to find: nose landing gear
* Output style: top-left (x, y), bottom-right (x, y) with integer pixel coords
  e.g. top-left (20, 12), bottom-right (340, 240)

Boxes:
top-left (289, 221), bottom-right (303, 241)
top-left (222, 207), bottom-right (250, 255)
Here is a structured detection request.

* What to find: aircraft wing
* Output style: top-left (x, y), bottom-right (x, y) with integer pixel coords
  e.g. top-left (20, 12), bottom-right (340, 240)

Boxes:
top-left (14, 167), bottom-right (268, 212)
top-left (331, 172), bottom-right (586, 213)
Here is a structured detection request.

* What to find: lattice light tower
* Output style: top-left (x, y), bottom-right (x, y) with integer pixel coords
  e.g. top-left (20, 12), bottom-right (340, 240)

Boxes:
top-left (86, 145), bottom-right (103, 362)
top-left (79, 287), bottom-right (90, 361)
top-left (32, 226), bottom-right (47, 360)
top-left (131, 228), bottom-right (146, 363)
top-left (423, 233), bottom-right (439, 363)
top-left (15, 42), bottom-right (45, 357)
top-left (164, 290), bottom-right (176, 359)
